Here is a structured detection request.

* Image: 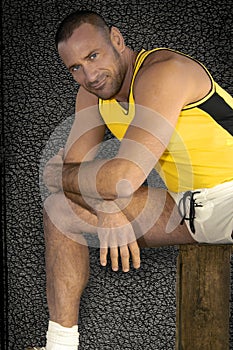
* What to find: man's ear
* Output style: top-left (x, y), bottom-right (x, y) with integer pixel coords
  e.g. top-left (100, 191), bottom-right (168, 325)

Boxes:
top-left (110, 26), bottom-right (125, 54)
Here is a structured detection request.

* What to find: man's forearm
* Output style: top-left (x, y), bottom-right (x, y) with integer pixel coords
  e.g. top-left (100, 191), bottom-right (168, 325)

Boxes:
top-left (63, 190), bottom-right (97, 213)
top-left (63, 188), bottom-right (131, 217)
top-left (63, 168), bottom-right (139, 226)
top-left (62, 163), bottom-right (82, 196)
top-left (63, 184), bottom-right (125, 217)
top-left (62, 158), bottom-right (134, 201)
top-left (62, 161), bottom-right (111, 200)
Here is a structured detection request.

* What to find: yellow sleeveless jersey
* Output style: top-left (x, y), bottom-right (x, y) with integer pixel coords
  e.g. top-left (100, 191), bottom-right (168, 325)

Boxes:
top-left (98, 48), bottom-right (233, 192)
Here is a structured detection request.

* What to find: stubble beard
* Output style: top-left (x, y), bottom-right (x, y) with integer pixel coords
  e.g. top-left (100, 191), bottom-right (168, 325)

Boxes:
top-left (91, 47), bottom-right (125, 100)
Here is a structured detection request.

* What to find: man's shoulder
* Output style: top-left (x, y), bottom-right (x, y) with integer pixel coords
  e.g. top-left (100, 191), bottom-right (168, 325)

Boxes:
top-left (143, 48), bottom-right (176, 64)
top-left (138, 48), bottom-right (193, 75)
top-left (134, 49), bottom-right (190, 89)
top-left (133, 48), bottom-right (211, 108)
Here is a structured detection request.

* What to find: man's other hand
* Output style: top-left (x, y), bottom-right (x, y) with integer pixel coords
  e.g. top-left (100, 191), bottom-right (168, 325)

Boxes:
top-left (97, 208), bottom-right (140, 273)
top-left (43, 148), bottom-right (64, 193)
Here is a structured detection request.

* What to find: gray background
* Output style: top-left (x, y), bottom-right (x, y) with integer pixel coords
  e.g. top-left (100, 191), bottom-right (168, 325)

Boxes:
top-left (2, 0), bottom-right (233, 349)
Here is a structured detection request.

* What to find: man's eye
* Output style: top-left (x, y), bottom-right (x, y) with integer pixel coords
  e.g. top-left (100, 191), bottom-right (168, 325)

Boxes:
top-left (90, 53), bottom-right (97, 60)
top-left (71, 65), bottom-right (80, 72)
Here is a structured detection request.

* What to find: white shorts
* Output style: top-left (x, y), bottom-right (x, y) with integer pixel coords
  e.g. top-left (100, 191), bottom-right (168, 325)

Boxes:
top-left (169, 181), bottom-right (233, 244)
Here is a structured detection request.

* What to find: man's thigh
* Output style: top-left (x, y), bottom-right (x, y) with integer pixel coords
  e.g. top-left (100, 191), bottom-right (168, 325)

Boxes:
top-left (119, 186), bottom-right (195, 247)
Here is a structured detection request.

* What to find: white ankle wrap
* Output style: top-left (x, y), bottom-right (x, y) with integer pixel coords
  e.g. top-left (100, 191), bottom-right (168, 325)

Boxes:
top-left (46, 320), bottom-right (79, 349)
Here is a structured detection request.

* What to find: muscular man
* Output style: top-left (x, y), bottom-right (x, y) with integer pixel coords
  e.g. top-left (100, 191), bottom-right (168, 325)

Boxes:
top-left (27, 9), bottom-right (233, 350)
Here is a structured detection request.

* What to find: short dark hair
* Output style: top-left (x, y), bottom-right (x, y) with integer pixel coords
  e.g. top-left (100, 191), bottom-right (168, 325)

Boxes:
top-left (55, 10), bottom-right (111, 48)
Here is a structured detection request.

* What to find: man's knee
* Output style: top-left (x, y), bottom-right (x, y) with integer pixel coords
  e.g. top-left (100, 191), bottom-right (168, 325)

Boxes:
top-left (43, 192), bottom-right (79, 234)
top-left (44, 192), bottom-right (65, 222)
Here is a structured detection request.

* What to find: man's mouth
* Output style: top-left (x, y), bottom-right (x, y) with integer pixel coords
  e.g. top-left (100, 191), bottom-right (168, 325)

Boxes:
top-left (89, 77), bottom-right (107, 90)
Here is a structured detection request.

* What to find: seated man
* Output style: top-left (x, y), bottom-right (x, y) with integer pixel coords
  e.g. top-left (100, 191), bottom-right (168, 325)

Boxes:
top-left (27, 9), bottom-right (233, 350)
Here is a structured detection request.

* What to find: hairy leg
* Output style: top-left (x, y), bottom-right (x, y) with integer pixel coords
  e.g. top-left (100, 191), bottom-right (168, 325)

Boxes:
top-left (43, 193), bottom-right (98, 327)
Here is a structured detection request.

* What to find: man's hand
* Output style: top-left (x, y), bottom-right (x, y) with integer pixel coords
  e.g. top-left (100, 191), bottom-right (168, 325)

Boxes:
top-left (43, 148), bottom-right (64, 193)
top-left (96, 205), bottom-right (140, 273)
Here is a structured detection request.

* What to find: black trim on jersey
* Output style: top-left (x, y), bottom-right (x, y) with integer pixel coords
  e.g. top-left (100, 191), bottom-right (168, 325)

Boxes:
top-left (198, 92), bottom-right (233, 135)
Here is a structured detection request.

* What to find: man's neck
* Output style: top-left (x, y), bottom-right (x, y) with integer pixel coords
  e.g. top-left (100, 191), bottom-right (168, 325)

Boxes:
top-left (113, 49), bottom-right (138, 103)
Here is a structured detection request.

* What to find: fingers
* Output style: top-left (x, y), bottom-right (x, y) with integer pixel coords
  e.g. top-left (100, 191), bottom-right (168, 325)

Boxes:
top-left (99, 230), bottom-right (108, 267)
top-left (100, 247), bottom-right (108, 267)
top-left (98, 220), bottom-right (140, 272)
top-left (101, 243), bottom-right (140, 273)
top-left (110, 247), bottom-right (119, 271)
top-left (100, 244), bottom-right (130, 273)
top-left (120, 242), bottom-right (140, 272)
top-left (120, 245), bottom-right (130, 272)
top-left (129, 241), bottom-right (141, 269)
top-left (57, 148), bottom-right (64, 157)
top-left (100, 246), bottom-right (119, 271)
top-left (46, 185), bottom-right (61, 193)
top-left (43, 149), bottom-right (64, 192)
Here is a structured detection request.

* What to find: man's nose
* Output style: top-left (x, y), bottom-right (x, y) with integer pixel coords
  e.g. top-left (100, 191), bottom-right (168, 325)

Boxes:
top-left (83, 66), bottom-right (98, 83)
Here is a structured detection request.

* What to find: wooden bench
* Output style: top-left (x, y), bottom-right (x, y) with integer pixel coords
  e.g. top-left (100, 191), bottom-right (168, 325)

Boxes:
top-left (176, 244), bottom-right (232, 349)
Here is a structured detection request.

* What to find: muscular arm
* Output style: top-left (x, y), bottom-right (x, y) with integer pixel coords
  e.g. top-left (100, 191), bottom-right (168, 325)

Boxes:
top-left (57, 89), bottom-right (141, 272)
top-left (61, 86), bottom-right (105, 207)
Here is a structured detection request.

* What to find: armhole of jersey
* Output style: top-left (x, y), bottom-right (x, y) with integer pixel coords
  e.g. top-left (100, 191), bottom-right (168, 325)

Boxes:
top-left (173, 51), bottom-right (215, 110)
top-left (129, 48), bottom-right (215, 110)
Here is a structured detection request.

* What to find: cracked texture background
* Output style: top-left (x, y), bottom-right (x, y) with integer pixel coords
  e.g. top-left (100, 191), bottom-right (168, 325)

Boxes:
top-left (2, 0), bottom-right (233, 349)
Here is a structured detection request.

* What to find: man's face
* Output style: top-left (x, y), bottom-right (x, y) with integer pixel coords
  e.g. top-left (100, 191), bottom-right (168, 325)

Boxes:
top-left (58, 23), bottom-right (125, 100)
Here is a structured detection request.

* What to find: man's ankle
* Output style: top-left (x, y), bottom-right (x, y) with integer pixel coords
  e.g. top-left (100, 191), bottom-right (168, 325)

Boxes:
top-left (46, 320), bottom-right (79, 350)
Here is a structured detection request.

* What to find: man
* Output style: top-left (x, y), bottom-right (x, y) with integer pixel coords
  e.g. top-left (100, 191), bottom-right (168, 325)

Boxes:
top-left (27, 9), bottom-right (233, 350)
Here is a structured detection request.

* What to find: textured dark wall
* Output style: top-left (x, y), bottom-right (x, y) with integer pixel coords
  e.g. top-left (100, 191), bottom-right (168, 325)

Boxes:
top-left (2, 1), bottom-right (233, 349)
